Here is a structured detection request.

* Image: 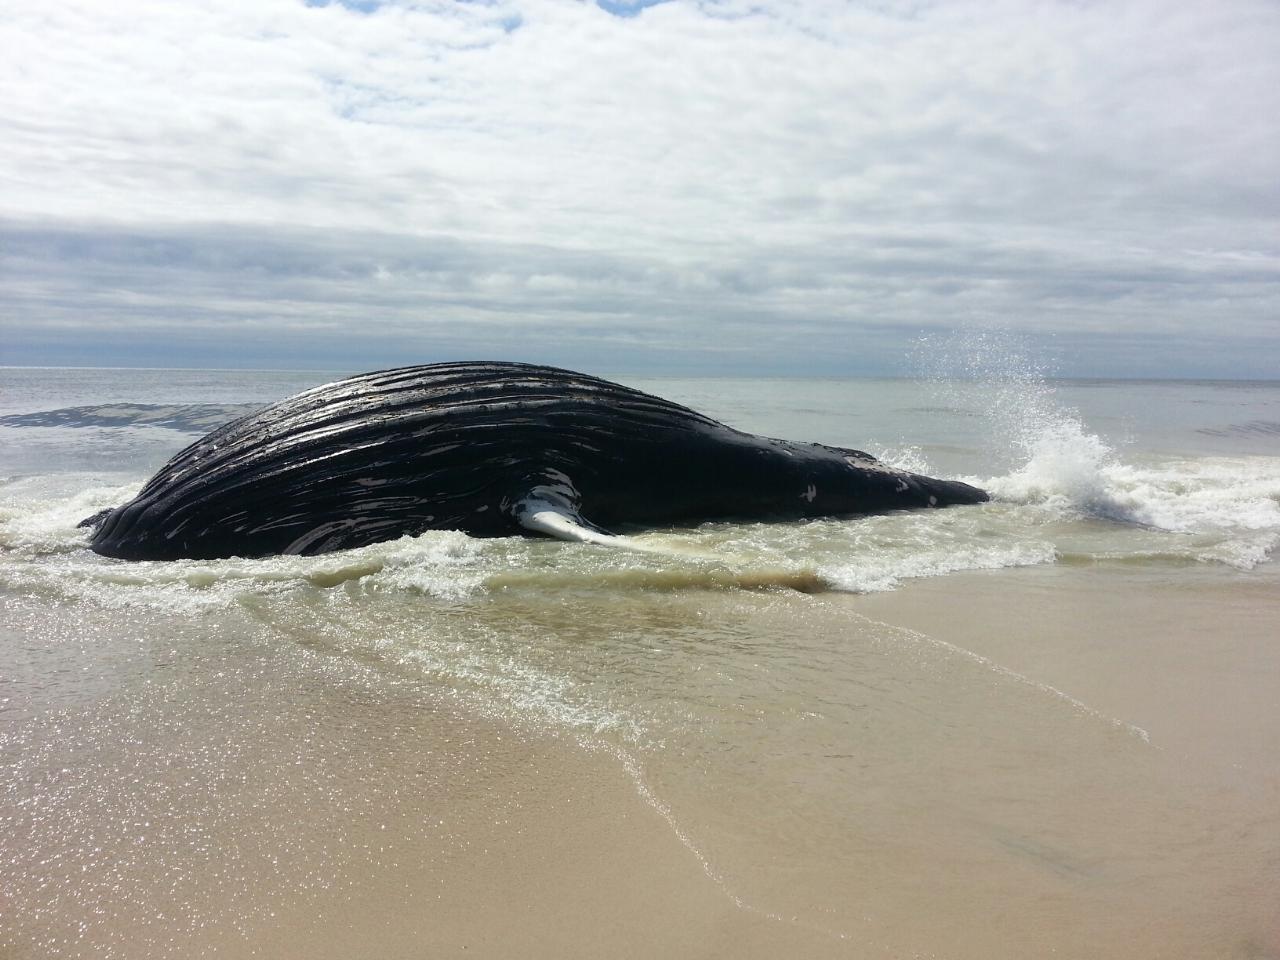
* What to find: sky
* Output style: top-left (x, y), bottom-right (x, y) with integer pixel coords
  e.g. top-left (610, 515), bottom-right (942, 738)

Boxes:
top-left (2, 0), bottom-right (1278, 378)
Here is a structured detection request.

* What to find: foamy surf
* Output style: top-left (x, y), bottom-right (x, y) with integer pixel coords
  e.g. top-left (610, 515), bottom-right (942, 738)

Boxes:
top-left (0, 476), bottom-right (140, 557)
top-left (907, 333), bottom-right (1280, 571)
top-left (2, 344), bottom-right (1277, 612)
top-left (3, 464), bottom-right (1276, 616)
top-left (974, 414), bottom-right (1280, 570)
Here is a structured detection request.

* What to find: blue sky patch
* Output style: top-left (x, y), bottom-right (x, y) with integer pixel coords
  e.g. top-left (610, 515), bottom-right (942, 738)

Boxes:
top-left (596, 0), bottom-right (669, 18)
top-left (304, 0), bottom-right (383, 14)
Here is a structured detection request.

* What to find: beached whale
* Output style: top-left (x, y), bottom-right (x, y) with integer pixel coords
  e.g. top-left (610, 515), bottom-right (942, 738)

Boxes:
top-left (80, 361), bottom-right (989, 560)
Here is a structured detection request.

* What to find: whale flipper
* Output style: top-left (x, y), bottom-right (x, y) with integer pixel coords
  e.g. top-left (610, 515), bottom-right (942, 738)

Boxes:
top-left (516, 497), bottom-right (622, 546)
top-left (515, 496), bottom-right (708, 560)
top-left (512, 479), bottom-right (670, 552)
top-left (511, 466), bottom-right (629, 546)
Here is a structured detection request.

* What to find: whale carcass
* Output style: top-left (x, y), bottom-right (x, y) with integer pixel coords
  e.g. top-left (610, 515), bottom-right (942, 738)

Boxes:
top-left (81, 361), bottom-right (989, 560)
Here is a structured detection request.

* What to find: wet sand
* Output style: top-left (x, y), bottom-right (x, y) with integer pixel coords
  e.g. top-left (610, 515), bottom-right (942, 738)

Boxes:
top-left (4, 562), bottom-right (1280, 959)
top-left (855, 563), bottom-right (1280, 788)
top-left (849, 564), bottom-right (1280, 959)
top-left (0, 594), bottom-right (848, 960)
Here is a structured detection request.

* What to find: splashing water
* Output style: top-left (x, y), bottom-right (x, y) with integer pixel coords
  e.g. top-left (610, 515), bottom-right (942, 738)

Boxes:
top-left (915, 329), bottom-right (1280, 568)
top-left (986, 417), bottom-right (1118, 515)
top-left (914, 328), bottom-right (1117, 496)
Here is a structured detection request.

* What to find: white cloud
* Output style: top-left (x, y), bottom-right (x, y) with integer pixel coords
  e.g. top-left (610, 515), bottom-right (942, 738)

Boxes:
top-left (1, 0), bottom-right (1278, 375)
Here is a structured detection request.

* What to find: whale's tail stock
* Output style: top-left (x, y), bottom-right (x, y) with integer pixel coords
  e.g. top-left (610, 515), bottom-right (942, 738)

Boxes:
top-left (914, 472), bottom-right (990, 507)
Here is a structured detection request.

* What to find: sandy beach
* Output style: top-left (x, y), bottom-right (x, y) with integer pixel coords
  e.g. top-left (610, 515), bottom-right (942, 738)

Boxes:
top-left (5, 558), bottom-right (1278, 960)
top-left (5, 370), bottom-right (1279, 959)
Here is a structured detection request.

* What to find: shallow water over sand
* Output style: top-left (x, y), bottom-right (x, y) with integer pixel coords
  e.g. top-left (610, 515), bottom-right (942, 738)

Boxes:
top-left (2, 368), bottom-right (1279, 957)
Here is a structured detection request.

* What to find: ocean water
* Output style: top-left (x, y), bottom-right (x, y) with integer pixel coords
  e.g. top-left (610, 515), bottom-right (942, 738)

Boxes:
top-left (4, 367), bottom-right (1278, 589)
top-left (2, 366), bottom-right (1280, 958)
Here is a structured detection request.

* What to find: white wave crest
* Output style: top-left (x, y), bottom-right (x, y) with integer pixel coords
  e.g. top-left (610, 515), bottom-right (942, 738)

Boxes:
top-left (0, 478), bottom-right (139, 557)
top-left (914, 329), bottom-right (1280, 571)
top-left (0, 478), bottom-right (496, 608)
top-left (979, 407), bottom-right (1280, 570)
top-left (821, 539), bottom-right (1057, 593)
top-left (984, 417), bottom-right (1115, 514)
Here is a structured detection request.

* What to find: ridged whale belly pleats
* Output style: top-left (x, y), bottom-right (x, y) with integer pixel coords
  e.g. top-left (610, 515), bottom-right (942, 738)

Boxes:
top-left (82, 361), bottom-right (989, 560)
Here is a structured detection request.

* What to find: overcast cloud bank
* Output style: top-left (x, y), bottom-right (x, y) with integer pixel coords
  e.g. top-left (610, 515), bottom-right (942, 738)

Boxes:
top-left (2, 0), bottom-right (1278, 376)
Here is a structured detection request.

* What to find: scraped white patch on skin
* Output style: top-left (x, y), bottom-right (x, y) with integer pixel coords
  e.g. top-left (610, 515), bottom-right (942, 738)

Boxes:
top-left (929, 495), bottom-right (938, 506)
top-left (801, 484), bottom-right (817, 503)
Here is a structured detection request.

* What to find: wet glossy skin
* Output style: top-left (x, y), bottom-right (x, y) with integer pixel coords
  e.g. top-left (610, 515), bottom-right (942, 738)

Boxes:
top-left (82, 361), bottom-right (988, 560)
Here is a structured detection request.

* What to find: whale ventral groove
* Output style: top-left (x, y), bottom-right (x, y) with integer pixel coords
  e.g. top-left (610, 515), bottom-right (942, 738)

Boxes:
top-left (80, 360), bottom-right (990, 561)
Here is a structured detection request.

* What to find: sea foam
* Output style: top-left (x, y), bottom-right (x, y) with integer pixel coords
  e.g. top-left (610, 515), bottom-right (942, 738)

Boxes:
top-left (913, 330), bottom-right (1280, 570)
top-left (976, 392), bottom-right (1280, 569)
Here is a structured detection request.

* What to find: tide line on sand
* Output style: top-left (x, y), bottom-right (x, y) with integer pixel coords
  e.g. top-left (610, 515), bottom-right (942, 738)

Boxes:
top-left (851, 611), bottom-right (1152, 744)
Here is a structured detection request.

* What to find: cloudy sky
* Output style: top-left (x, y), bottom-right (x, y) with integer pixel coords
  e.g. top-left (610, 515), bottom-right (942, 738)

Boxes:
top-left (2, 0), bottom-right (1278, 377)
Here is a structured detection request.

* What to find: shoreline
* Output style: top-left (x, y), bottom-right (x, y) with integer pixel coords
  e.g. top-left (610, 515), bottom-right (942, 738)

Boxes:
top-left (852, 562), bottom-right (1280, 780)
top-left (4, 559), bottom-right (1280, 958)
top-left (0, 591), bottom-right (851, 960)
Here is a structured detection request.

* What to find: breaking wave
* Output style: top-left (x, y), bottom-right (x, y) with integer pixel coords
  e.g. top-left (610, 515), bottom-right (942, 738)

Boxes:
top-left (972, 394), bottom-right (1280, 571)
top-left (915, 330), bottom-right (1280, 571)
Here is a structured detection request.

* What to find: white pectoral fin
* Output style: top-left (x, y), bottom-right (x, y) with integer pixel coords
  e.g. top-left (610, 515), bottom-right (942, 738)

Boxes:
top-left (513, 472), bottom-right (619, 546)
top-left (516, 494), bottom-right (676, 555)
top-left (513, 476), bottom-right (704, 558)
top-left (518, 501), bottom-right (623, 546)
